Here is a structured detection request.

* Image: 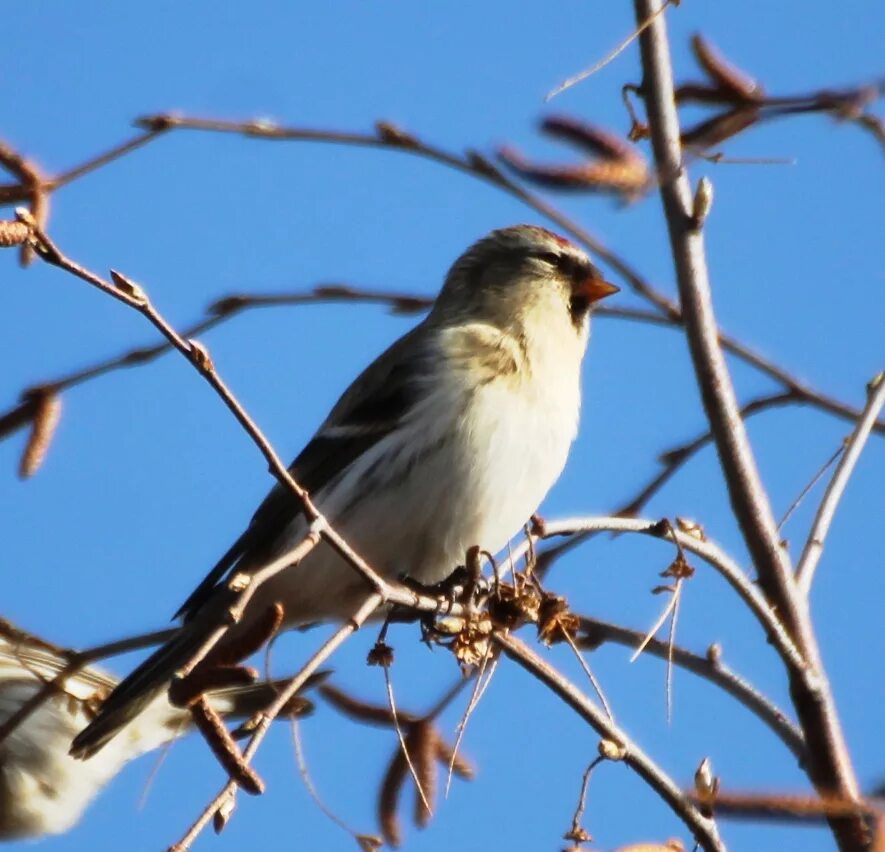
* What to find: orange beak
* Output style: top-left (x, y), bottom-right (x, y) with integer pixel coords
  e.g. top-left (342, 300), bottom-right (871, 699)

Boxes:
top-left (578, 276), bottom-right (620, 304)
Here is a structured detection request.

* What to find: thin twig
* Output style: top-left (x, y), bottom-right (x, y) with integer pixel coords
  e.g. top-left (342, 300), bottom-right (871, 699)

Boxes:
top-left (495, 631), bottom-right (724, 852)
top-left (632, 3), bottom-right (865, 847)
top-left (796, 372), bottom-right (885, 596)
top-left (565, 756), bottom-right (603, 843)
top-left (558, 626), bottom-right (615, 722)
top-left (777, 443), bottom-right (846, 532)
top-left (577, 615), bottom-right (806, 761)
top-left (545, 0), bottom-right (674, 101)
top-left (170, 593), bottom-right (383, 851)
top-left (0, 289), bottom-right (654, 446)
top-left (445, 648), bottom-right (498, 798)
top-left (120, 113), bottom-right (884, 436)
top-left (290, 719), bottom-right (368, 841)
top-left (507, 515), bottom-right (805, 671)
top-left (381, 663), bottom-right (433, 819)
top-left (15, 220), bottom-right (411, 677)
top-left (691, 790), bottom-right (881, 823)
top-left (3, 123), bottom-right (880, 446)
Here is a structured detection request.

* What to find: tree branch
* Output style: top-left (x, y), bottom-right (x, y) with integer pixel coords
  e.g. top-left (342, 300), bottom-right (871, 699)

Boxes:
top-left (632, 3), bottom-right (866, 847)
top-left (494, 631), bottom-right (724, 852)
top-left (796, 372), bottom-right (885, 596)
top-left (576, 615), bottom-right (806, 761)
top-left (169, 592), bottom-right (383, 851)
top-left (508, 515), bottom-right (804, 670)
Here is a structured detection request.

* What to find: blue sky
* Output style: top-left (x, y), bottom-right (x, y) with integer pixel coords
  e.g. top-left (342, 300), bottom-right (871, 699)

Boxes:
top-left (2, 2), bottom-right (883, 850)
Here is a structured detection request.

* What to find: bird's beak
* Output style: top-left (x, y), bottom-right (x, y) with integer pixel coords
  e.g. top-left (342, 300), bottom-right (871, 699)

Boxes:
top-left (577, 276), bottom-right (620, 304)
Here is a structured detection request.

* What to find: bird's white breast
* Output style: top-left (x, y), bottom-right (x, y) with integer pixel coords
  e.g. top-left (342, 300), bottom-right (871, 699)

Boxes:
top-left (255, 311), bottom-right (585, 622)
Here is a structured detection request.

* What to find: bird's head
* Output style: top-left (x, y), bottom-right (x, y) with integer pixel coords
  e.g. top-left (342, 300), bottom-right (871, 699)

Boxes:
top-left (432, 225), bottom-right (619, 336)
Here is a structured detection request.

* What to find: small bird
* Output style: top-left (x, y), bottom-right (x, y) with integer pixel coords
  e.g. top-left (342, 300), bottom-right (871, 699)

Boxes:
top-left (71, 224), bottom-right (618, 759)
top-left (0, 621), bottom-right (315, 840)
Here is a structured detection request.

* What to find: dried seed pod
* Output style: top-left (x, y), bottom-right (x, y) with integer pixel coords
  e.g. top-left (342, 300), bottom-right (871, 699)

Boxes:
top-left (434, 736), bottom-right (475, 780)
top-left (675, 83), bottom-right (736, 105)
top-left (318, 682), bottom-right (415, 727)
top-left (408, 720), bottom-right (438, 828)
top-left (368, 641), bottom-right (395, 668)
top-left (681, 107), bottom-right (760, 151)
top-left (0, 219), bottom-right (30, 248)
top-left (498, 145), bottom-right (647, 198)
top-left (190, 697), bottom-right (265, 795)
top-left (542, 116), bottom-right (639, 162)
top-left (378, 748), bottom-right (408, 847)
top-left (169, 664), bottom-right (258, 708)
top-left (538, 594), bottom-right (579, 645)
top-left (691, 34), bottom-right (763, 102)
top-left (203, 602), bottom-right (284, 668)
top-left (18, 390), bottom-right (62, 479)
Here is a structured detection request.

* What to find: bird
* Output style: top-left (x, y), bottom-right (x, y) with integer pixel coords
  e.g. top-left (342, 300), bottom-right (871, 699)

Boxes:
top-left (70, 224), bottom-right (618, 759)
top-left (0, 620), bottom-right (316, 840)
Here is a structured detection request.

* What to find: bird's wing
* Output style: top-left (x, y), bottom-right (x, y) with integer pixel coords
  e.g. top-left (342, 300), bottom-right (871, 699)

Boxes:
top-left (175, 321), bottom-right (437, 621)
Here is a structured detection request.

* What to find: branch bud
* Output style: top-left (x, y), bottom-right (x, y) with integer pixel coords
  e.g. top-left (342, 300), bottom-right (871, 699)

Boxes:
top-left (690, 176), bottom-right (714, 230)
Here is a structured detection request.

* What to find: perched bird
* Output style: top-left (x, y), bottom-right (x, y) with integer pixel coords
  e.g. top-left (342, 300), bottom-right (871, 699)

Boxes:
top-left (71, 224), bottom-right (618, 759)
top-left (0, 621), bottom-right (315, 840)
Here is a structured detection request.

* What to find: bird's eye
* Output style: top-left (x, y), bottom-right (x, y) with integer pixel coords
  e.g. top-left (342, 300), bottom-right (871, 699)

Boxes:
top-left (535, 252), bottom-right (578, 277)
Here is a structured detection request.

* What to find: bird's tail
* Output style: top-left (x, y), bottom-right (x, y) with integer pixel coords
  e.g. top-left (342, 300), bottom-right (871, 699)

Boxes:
top-left (69, 622), bottom-right (210, 760)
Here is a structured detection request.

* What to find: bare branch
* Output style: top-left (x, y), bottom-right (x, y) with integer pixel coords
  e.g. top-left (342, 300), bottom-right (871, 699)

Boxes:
top-left (506, 516), bottom-right (804, 671)
top-left (170, 593), bottom-right (383, 851)
top-left (494, 632), bottom-right (724, 852)
top-left (796, 372), bottom-right (885, 595)
top-left (632, 3), bottom-right (866, 847)
top-left (577, 616), bottom-right (805, 760)
top-left (3, 123), bottom-right (880, 445)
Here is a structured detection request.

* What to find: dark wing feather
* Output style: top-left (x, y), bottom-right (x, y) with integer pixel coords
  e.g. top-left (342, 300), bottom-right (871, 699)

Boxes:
top-left (174, 323), bottom-right (434, 622)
